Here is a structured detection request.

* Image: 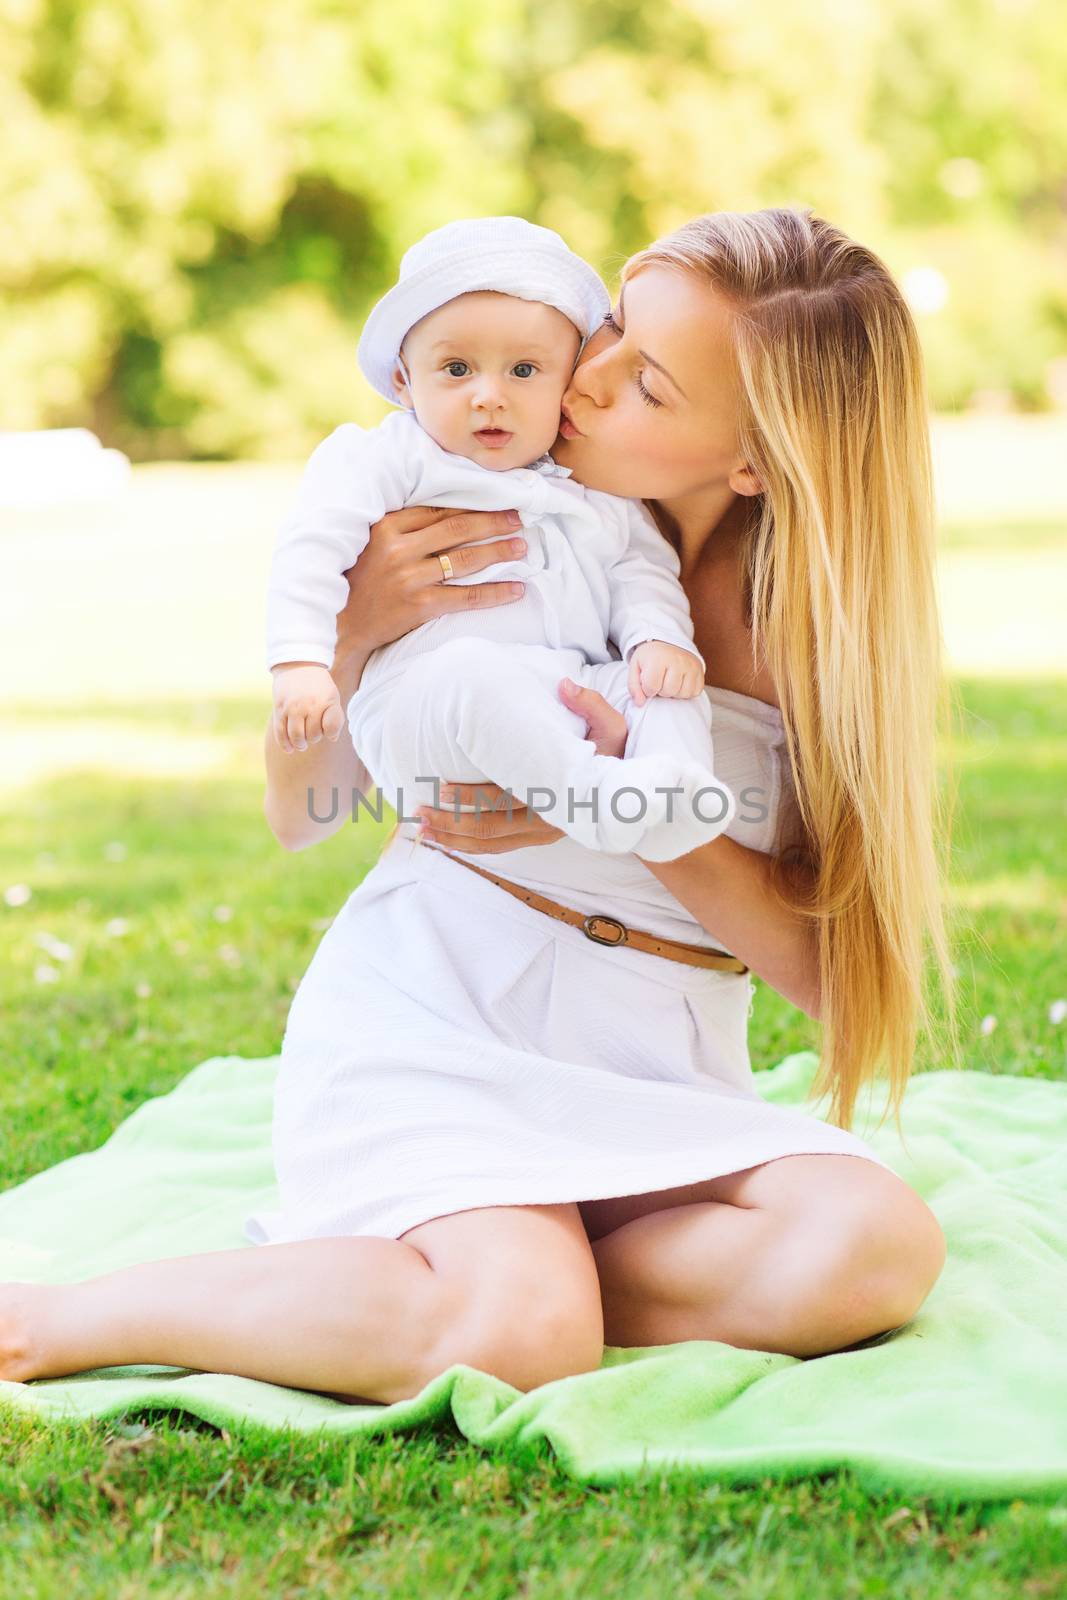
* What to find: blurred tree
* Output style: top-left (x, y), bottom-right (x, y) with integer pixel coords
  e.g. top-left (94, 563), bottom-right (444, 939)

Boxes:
top-left (869, 0), bottom-right (1067, 410)
top-left (0, 0), bottom-right (1063, 457)
top-left (0, 0), bottom-right (528, 455)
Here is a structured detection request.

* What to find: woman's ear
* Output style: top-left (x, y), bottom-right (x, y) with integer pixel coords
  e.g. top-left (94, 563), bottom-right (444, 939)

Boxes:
top-left (728, 462), bottom-right (762, 497)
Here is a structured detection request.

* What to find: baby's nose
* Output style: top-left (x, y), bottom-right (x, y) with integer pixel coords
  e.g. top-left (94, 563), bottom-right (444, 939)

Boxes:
top-left (473, 378), bottom-right (506, 409)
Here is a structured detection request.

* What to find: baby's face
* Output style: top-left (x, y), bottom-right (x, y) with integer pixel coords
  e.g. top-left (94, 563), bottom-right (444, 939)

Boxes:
top-left (392, 292), bottom-right (581, 471)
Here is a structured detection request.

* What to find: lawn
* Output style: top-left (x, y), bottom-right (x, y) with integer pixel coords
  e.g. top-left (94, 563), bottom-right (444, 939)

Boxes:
top-left (1, 675), bottom-right (1064, 1595)
top-left (2, 461), bottom-right (1066, 1593)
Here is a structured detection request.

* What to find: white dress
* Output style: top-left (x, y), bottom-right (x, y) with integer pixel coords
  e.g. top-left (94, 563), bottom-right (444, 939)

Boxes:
top-left (243, 686), bottom-right (895, 1247)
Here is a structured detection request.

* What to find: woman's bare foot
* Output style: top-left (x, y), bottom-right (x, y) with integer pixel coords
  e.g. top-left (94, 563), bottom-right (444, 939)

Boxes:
top-left (0, 1282), bottom-right (50, 1383)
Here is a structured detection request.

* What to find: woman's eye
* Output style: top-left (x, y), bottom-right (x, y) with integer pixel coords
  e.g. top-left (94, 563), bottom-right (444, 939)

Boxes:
top-left (602, 310), bottom-right (622, 334)
top-left (637, 376), bottom-right (662, 410)
top-left (445, 361), bottom-right (470, 377)
top-left (512, 362), bottom-right (536, 378)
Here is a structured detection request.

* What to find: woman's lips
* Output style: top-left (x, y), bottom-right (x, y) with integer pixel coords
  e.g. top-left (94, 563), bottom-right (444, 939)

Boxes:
top-left (474, 428), bottom-right (513, 448)
top-left (558, 407), bottom-right (582, 439)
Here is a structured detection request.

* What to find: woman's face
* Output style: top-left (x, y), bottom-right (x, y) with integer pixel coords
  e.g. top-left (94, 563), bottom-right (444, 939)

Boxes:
top-left (552, 263), bottom-right (749, 503)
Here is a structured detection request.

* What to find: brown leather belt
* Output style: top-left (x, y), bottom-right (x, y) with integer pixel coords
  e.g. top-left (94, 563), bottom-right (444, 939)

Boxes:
top-left (417, 839), bottom-right (749, 974)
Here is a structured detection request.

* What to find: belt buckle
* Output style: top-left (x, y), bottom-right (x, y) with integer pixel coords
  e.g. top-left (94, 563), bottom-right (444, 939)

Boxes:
top-left (582, 914), bottom-right (628, 948)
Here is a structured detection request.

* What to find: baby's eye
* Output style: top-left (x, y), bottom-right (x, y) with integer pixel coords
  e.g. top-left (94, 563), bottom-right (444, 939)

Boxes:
top-left (444, 361), bottom-right (470, 378)
top-left (512, 362), bottom-right (536, 378)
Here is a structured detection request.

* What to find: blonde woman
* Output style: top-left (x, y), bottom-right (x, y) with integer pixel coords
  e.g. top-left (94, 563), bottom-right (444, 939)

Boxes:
top-left (0, 209), bottom-right (950, 1403)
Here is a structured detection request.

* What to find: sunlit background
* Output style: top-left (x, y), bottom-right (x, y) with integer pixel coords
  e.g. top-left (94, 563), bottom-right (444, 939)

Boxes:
top-left (1, 6), bottom-right (1066, 1577)
top-left (1, 1), bottom-right (1064, 1113)
top-left (5, 0), bottom-right (1067, 451)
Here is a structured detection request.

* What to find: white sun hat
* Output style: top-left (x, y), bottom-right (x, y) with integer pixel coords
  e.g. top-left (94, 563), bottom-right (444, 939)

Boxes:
top-left (356, 216), bottom-right (611, 402)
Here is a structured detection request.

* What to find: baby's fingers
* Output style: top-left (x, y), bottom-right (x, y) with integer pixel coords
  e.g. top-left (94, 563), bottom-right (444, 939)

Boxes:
top-left (628, 655), bottom-right (647, 709)
top-left (321, 701), bottom-right (347, 743)
top-left (642, 663), bottom-right (668, 700)
top-left (681, 660), bottom-right (705, 696)
top-left (273, 709), bottom-right (294, 753)
top-left (286, 710), bottom-right (309, 752)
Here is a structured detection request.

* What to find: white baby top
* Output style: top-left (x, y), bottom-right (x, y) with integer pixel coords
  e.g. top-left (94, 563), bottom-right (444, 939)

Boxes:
top-left (265, 409), bottom-right (705, 683)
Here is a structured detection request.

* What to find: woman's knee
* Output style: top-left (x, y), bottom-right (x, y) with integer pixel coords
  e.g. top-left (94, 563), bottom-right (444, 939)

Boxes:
top-left (861, 1180), bottom-right (945, 1302)
top-left (804, 1175), bottom-right (947, 1334)
top-left (430, 1286), bottom-right (605, 1393)
top-left (402, 1203), bottom-right (606, 1394)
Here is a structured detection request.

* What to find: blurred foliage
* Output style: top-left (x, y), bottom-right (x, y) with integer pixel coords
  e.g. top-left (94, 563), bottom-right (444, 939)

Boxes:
top-left (1, 0), bottom-right (1064, 458)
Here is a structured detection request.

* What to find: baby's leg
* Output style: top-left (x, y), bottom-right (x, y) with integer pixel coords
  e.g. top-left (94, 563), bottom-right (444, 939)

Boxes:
top-left (353, 638), bottom-right (733, 859)
top-left (577, 659), bottom-right (736, 856)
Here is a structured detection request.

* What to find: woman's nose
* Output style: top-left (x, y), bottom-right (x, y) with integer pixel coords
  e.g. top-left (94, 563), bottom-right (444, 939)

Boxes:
top-left (568, 350), bottom-right (611, 408)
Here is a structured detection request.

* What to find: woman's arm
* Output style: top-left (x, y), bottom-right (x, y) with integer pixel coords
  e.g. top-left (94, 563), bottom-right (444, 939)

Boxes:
top-left (640, 839), bottom-right (821, 1019)
top-left (264, 504), bottom-right (528, 851)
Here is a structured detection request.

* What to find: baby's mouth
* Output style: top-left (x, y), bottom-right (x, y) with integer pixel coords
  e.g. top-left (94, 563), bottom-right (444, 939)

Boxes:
top-left (473, 428), bottom-right (513, 449)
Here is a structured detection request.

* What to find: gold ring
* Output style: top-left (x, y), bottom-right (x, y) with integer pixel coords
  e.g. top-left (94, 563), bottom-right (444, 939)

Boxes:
top-left (438, 552), bottom-right (454, 581)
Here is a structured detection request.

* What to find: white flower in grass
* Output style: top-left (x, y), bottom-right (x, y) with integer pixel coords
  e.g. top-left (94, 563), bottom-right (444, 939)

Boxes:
top-left (4, 884), bottom-right (32, 907)
top-left (34, 963), bottom-right (59, 983)
top-left (103, 841), bottom-right (128, 862)
top-left (979, 1014), bottom-right (998, 1036)
top-left (1049, 1000), bottom-right (1067, 1026)
top-left (34, 932), bottom-right (73, 962)
top-left (213, 904), bottom-right (234, 923)
top-left (105, 917), bottom-right (130, 937)
top-left (135, 981), bottom-right (153, 999)
top-left (218, 943), bottom-right (242, 967)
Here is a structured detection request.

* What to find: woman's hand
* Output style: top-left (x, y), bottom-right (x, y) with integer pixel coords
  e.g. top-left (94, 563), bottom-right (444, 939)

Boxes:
top-left (415, 681), bottom-right (628, 854)
top-left (335, 504), bottom-right (530, 662)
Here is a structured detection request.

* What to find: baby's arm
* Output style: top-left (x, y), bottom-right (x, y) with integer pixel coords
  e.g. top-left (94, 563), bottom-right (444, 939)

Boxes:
top-left (599, 497), bottom-right (706, 707)
top-left (267, 422), bottom-right (409, 751)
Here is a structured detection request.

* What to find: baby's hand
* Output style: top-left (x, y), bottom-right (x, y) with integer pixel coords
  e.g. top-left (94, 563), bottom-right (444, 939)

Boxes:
top-left (627, 641), bottom-right (704, 708)
top-left (271, 662), bottom-right (346, 753)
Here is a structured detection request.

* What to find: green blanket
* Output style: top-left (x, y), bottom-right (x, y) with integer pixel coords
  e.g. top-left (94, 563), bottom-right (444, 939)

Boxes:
top-left (1, 1051), bottom-right (1064, 1501)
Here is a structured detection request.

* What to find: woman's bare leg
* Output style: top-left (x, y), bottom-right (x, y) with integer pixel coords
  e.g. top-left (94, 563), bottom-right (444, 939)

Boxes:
top-left (0, 1238), bottom-right (441, 1403)
top-left (0, 1201), bottom-right (605, 1403)
top-left (582, 1154), bottom-right (946, 1358)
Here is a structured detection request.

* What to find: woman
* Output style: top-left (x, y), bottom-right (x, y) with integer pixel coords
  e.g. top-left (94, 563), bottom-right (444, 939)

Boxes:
top-left (0, 209), bottom-right (950, 1404)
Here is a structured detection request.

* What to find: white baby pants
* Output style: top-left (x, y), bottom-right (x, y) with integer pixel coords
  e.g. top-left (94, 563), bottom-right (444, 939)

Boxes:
top-left (346, 637), bottom-right (736, 861)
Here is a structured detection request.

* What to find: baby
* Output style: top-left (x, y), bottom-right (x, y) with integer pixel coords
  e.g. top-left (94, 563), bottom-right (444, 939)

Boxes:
top-left (266, 216), bottom-right (735, 860)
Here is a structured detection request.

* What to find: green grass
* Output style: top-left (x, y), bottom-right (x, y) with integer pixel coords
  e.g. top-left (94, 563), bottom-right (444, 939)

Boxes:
top-left (1, 676), bottom-right (1065, 1595)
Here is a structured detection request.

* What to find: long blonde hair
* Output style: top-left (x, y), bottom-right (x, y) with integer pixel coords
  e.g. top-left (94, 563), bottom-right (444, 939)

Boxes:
top-left (625, 208), bottom-right (955, 1134)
